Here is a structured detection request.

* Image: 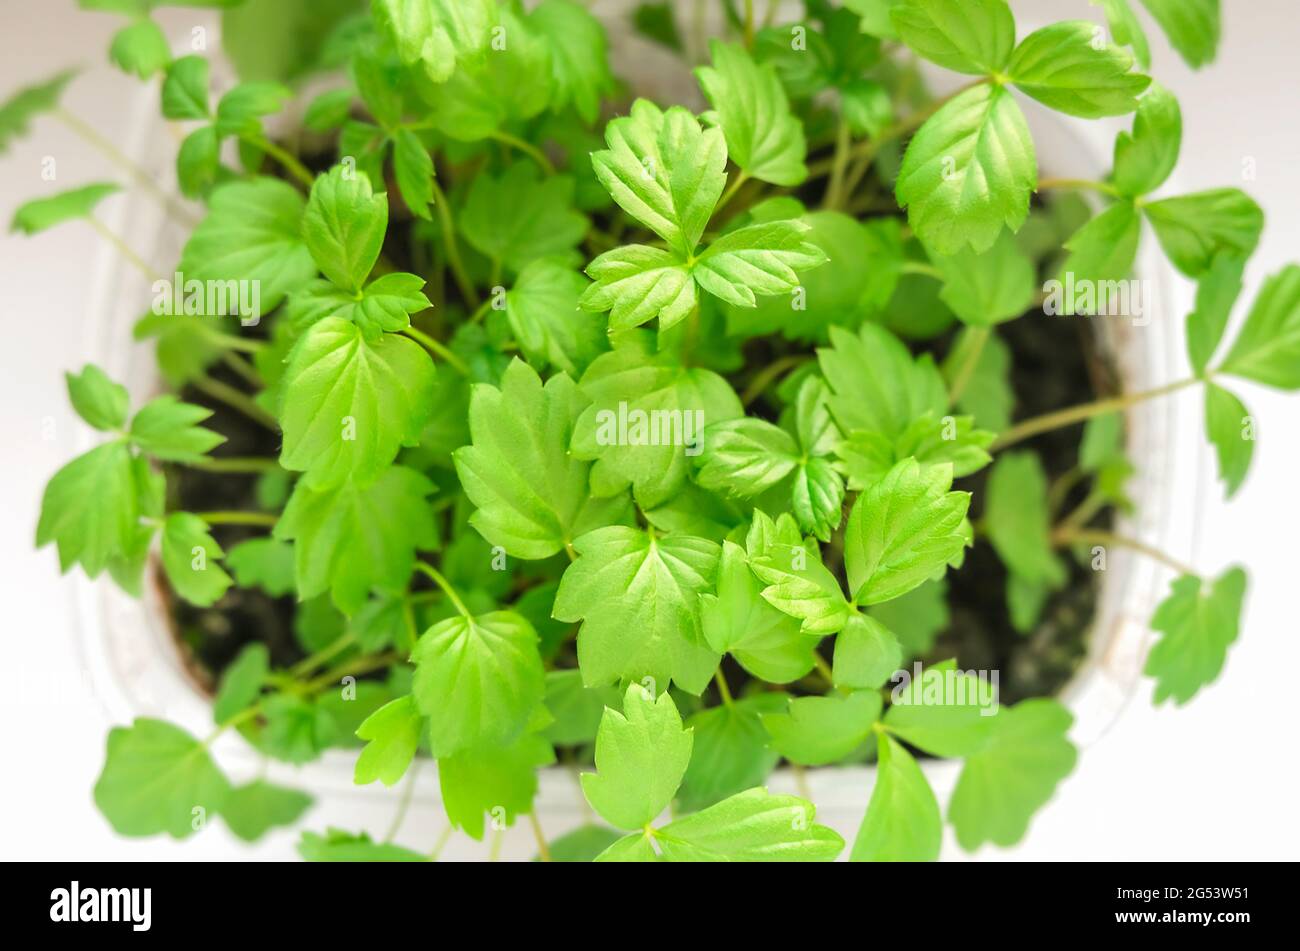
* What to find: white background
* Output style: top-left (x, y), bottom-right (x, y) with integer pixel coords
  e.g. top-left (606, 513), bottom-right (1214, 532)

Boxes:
top-left (0, 0), bottom-right (1296, 860)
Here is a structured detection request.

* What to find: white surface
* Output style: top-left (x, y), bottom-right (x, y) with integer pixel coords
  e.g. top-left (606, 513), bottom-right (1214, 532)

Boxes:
top-left (1, 0), bottom-right (1298, 861)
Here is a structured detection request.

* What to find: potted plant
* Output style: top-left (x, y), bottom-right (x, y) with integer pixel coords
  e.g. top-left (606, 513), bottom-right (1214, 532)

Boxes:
top-left (10, 0), bottom-right (1293, 861)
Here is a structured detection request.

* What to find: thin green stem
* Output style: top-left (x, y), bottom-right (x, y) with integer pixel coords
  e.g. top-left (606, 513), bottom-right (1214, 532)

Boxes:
top-left (416, 561), bottom-right (470, 618)
top-left (715, 170), bottom-right (751, 217)
top-left (1037, 177), bottom-right (1122, 199)
top-left (429, 826), bottom-right (454, 861)
top-left (288, 632), bottom-right (356, 678)
top-left (743, 0), bottom-right (756, 49)
top-left (302, 651), bottom-right (399, 694)
top-left (489, 130), bottom-right (556, 175)
top-left (714, 667), bottom-right (735, 709)
top-left (741, 354), bottom-right (809, 407)
top-left (991, 377), bottom-right (1202, 452)
top-left (191, 374), bottom-right (280, 430)
top-left (403, 325), bottom-right (470, 375)
top-left (384, 765), bottom-right (419, 843)
top-left (528, 812), bottom-right (552, 862)
top-left (824, 119), bottom-right (853, 209)
top-left (183, 456), bottom-right (279, 475)
top-left (812, 652), bottom-right (835, 688)
top-left (901, 260), bottom-right (943, 280)
top-left (1055, 529), bottom-right (1198, 579)
top-left (429, 178), bottom-right (481, 309)
top-left (947, 326), bottom-right (990, 405)
top-left (86, 217), bottom-right (160, 283)
top-left (242, 133), bottom-right (315, 188)
top-left (195, 510), bottom-right (279, 527)
top-left (55, 107), bottom-right (199, 227)
top-left (221, 350), bottom-right (262, 387)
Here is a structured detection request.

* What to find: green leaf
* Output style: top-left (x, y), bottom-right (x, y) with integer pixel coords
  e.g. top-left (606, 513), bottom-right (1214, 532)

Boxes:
top-left (693, 219), bottom-right (828, 308)
top-left (571, 340), bottom-right (743, 507)
top-left (696, 41), bottom-right (807, 186)
top-left (844, 459), bottom-right (971, 605)
top-left (179, 177), bottom-right (315, 316)
top-left (353, 696), bottom-right (423, 786)
top-left (546, 824), bottom-right (625, 862)
top-left (750, 541), bottom-right (851, 637)
top-left (1186, 252), bottom-right (1244, 375)
top-left (941, 327), bottom-right (1013, 431)
top-left (214, 81), bottom-right (291, 137)
top-left (129, 395), bottom-right (225, 462)
top-left (161, 55), bottom-right (209, 120)
top-left (297, 828), bottom-right (427, 862)
top-left (700, 541), bottom-right (816, 684)
top-left (761, 691), bottom-right (882, 766)
top-left (212, 642), bottom-right (268, 725)
top-left (109, 18), bottom-right (171, 79)
top-left (262, 694), bottom-right (338, 764)
top-left (0, 69), bottom-right (77, 154)
top-left (222, 781), bottom-right (313, 843)
top-left (850, 732), bottom-right (941, 861)
top-left (530, 0), bottom-right (615, 125)
top-left (460, 163), bottom-right (588, 277)
top-left (439, 732), bottom-right (555, 840)
top-left (1220, 264), bottom-right (1300, 390)
top-left (818, 323), bottom-right (947, 440)
top-left (391, 127), bottom-right (433, 219)
top-left (542, 669), bottom-right (621, 746)
top-left (455, 359), bottom-right (626, 560)
top-left (580, 244), bottom-right (696, 331)
top-left (66, 365), bottom-right (128, 432)
top-left (274, 465), bottom-right (437, 614)
top-left (1204, 384), bottom-right (1253, 498)
top-left (890, 0), bottom-right (1014, 75)
top-left (656, 787), bottom-right (844, 861)
top-left (224, 538), bottom-right (295, 597)
top-left (1112, 82), bottom-right (1181, 197)
top-left (1092, 0), bottom-right (1150, 70)
top-left (869, 579), bottom-right (949, 657)
top-left (1006, 21), bottom-right (1149, 118)
top-left (984, 452), bottom-right (1067, 589)
top-left (948, 699), bottom-right (1077, 850)
top-left (836, 413), bottom-right (994, 492)
top-left (302, 164), bottom-right (388, 293)
top-left (303, 87), bottom-right (353, 132)
top-left (581, 684), bottom-right (694, 830)
top-left (679, 695), bottom-right (785, 811)
top-left (176, 124), bottom-right (220, 197)
top-left (423, 19), bottom-right (553, 141)
top-left (555, 527), bottom-right (721, 694)
top-left (160, 512), bottom-right (232, 607)
top-left (279, 317), bottom-right (436, 489)
top-left (93, 718), bottom-right (230, 838)
top-left (595, 831), bottom-right (659, 862)
top-left (288, 273), bottom-right (431, 342)
top-left (695, 418), bottom-right (800, 498)
top-left (411, 610), bottom-right (545, 756)
top-left (1145, 567), bottom-right (1247, 705)
top-left (931, 229), bottom-right (1035, 326)
top-left (833, 613), bottom-right (903, 689)
top-left (506, 260), bottom-right (606, 375)
top-left (372, 0), bottom-right (494, 85)
top-left (37, 442), bottom-right (138, 576)
top-left (1055, 201), bottom-right (1142, 316)
top-left (10, 183), bottom-right (119, 235)
top-left (1144, 188), bottom-right (1263, 278)
top-left (884, 659), bottom-right (998, 756)
top-left (1138, 0), bottom-right (1219, 69)
top-left (591, 99), bottom-right (727, 257)
top-left (896, 83), bottom-right (1035, 256)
